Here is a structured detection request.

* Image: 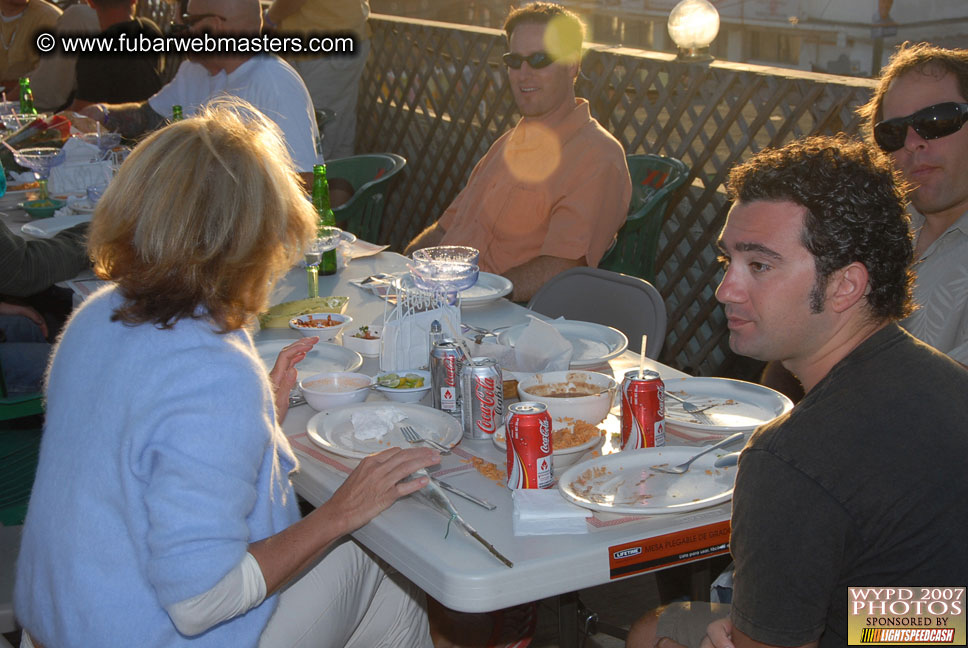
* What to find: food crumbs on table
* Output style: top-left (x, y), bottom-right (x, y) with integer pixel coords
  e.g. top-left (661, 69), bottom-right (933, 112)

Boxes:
top-left (705, 469), bottom-right (713, 475)
top-left (467, 456), bottom-right (506, 483)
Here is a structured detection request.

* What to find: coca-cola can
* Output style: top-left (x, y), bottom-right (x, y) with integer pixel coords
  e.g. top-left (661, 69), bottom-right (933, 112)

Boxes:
top-left (620, 370), bottom-right (665, 450)
top-left (430, 340), bottom-right (464, 418)
top-left (506, 402), bottom-right (553, 489)
top-left (459, 357), bottom-right (503, 439)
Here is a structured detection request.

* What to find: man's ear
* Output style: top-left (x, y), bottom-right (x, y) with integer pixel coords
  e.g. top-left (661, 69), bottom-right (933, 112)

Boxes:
top-left (828, 261), bottom-right (870, 313)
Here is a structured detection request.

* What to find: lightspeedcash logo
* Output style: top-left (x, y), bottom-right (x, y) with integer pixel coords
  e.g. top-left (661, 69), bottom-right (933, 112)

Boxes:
top-left (848, 588), bottom-right (966, 645)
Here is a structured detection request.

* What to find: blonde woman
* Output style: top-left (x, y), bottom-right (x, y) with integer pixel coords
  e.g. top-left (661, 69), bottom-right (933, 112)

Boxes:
top-left (15, 101), bottom-right (438, 647)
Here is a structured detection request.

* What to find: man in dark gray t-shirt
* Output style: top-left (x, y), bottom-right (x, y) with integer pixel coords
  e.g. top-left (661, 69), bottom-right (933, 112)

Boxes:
top-left (628, 136), bottom-right (968, 648)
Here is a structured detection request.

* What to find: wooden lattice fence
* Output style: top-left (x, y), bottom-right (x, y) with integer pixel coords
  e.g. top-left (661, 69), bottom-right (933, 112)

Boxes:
top-left (356, 15), bottom-right (877, 379)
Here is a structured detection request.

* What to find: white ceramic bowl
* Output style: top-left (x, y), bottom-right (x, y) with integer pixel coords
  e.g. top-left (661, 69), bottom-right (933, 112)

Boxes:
top-left (289, 313), bottom-right (352, 340)
top-left (298, 371), bottom-right (373, 410)
top-left (342, 326), bottom-right (381, 357)
top-left (374, 369), bottom-right (431, 403)
top-left (516, 370), bottom-right (617, 431)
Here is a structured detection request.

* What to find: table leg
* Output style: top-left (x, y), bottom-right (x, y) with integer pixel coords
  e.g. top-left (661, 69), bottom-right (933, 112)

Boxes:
top-left (558, 591), bottom-right (580, 648)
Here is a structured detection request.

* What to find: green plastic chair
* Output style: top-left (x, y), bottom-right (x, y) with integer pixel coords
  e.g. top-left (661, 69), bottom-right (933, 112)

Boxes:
top-left (328, 153), bottom-right (407, 244)
top-left (599, 154), bottom-right (689, 283)
top-left (0, 356), bottom-right (44, 527)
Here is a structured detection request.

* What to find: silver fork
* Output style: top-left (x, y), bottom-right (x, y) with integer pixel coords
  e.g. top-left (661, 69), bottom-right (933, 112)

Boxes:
top-left (665, 391), bottom-right (716, 425)
top-left (650, 432), bottom-right (745, 474)
top-left (400, 425), bottom-right (451, 454)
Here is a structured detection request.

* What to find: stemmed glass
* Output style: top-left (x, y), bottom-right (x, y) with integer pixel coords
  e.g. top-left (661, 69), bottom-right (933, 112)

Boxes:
top-left (305, 227), bottom-right (344, 298)
top-left (7, 146), bottom-right (65, 201)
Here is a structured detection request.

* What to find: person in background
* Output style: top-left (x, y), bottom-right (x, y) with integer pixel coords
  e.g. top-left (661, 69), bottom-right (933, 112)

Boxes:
top-left (858, 41), bottom-right (968, 366)
top-left (0, 0), bottom-right (60, 97)
top-left (0, 300), bottom-right (48, 395)
top-left (68, 0), bottom-right (163, 110)
top-left (265, 0), bottom-right (370, 160)
top-left (626, 135), bottom-right (968, 648)
top-left (79, 0), bottom-right (321, 185)
top-left (29, 2), bottom-right (99, 112)
top-left (404, 1), bottom-right (630, 302)
top-left (15, 101), bottom-right (437, 647)
top-left (0, 222), bottom-right (89, 300)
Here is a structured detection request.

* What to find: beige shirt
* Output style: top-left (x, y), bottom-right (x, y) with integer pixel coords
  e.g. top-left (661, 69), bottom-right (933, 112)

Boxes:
top-left (439, 99), bottom-right (631, 275)
top-left (0, 0), bottom-right (61, 83)
top-left (278, 0), bottom-right (370, 40)
top-left (901, 208), bottom-right (968, 364)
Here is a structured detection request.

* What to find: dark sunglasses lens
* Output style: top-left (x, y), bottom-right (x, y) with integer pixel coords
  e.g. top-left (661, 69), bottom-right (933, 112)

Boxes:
top-left (528, 52), bottom-right (553, 69)
top-left (914, 104), bottom-right (964, 139)
top-left (503, 53), bottom-right (523, 69)
top-left (874, 121), bottom-right (906, 152)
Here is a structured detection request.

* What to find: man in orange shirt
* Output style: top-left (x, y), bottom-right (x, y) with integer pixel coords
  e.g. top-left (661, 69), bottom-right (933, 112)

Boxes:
top-left (405, 2), bottom-right (631, 302)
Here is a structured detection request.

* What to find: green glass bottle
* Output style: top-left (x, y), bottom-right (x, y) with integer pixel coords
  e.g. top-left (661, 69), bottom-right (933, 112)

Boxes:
top-left (312, 164), bottom-right (337, 276)
top-left (18, 77), bottom-right (36, 115)
top-left (171, 105), bottom-right (183, 121)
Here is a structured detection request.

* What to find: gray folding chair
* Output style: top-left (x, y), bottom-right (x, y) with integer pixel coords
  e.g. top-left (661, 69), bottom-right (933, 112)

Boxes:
top-left (527, 267), bottom-right (667, 358)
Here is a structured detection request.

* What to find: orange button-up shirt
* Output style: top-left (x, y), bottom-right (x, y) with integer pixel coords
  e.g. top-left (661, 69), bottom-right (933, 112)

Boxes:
top-left (439, 99), bottom-right (631, 275)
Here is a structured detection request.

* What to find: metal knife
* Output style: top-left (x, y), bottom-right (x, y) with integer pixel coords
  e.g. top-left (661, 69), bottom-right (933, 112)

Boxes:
top-left (432, 478), bottom-right (497, 510)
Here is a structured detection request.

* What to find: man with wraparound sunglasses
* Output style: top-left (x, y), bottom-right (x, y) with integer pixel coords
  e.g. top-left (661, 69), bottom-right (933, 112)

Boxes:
top-left (404, 1), bottom-right (631, 303)
top-left (857, 41), bottom-right (968, 367)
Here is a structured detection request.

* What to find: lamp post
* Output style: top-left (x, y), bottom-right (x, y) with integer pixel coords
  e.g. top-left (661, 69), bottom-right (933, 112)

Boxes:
top-left (667, 0), bottom-right (720, 62)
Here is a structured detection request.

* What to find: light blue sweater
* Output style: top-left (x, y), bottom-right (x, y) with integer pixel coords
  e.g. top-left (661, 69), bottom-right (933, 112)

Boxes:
top-left (15, 286), bottom-right (300, 647)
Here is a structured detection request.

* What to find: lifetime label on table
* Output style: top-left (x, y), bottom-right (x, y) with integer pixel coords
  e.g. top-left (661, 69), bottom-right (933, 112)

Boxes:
top-left (607, 520), bottom-right (731, 579)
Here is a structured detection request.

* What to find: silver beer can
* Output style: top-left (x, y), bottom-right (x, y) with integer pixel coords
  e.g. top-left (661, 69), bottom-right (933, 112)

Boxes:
top-left (460, 357), bottom-right (504, 439)
top-left (430, 339), bottom-right (464, 417)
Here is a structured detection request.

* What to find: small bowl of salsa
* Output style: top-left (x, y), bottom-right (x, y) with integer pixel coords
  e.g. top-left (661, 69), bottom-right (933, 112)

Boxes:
top-left (289, 312), bottom-right (353, 341)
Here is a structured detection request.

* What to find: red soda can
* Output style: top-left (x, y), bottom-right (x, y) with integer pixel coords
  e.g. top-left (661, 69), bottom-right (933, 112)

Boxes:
top-left (460, 357), bottom-right (503, 439)
top-left (620, 370), bottom-right (665, 450)
top-left (506, 402), bottom-right (553, 489)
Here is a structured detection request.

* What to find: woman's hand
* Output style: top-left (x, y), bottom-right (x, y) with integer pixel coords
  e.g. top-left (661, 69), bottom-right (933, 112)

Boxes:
top-left (268, 336), bottom-right (318, 422)
top-left (327, 447), bottom-right (441, 535)
top-left (0, 302), bottom-right (48, 338)
top-left (249, 446), bottom-right (441, 596)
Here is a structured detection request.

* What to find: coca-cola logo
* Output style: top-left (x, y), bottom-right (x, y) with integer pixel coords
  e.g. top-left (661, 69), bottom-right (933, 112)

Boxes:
top-left (444, 355), bottom-right (457, 387)
top-left (474, 376), bottom-right (496, 432)
top-left (539, 418), bottom-right (551, 453)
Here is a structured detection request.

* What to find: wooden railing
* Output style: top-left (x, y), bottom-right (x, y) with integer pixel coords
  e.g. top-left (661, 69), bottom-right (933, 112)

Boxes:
top-left (131, 6), bottom-right (879, 379)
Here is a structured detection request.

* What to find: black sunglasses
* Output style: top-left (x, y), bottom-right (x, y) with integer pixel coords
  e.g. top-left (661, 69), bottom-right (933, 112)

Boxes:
top-left (169, 12), bottom-right (228, 33)
top-left (502, 51), bottom-right (555, 70)
top-left (873, 101), bottom-right (968, 152)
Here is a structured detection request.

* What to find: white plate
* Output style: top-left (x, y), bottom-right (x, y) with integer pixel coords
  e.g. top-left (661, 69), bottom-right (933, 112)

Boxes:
top-left (254, 339), bottom-right (362, 380)
top-left (557, 447), bottom-right (736, 515)
top-left (20, 211), bottom-right (91, 238)
top-left (662, 377), bottom-right (793, 434)
top-left (497, 320), bottom-right (628, 368)
top-left (306, 402), bottom-right (462, 459)
top-left (459, 272), bottom-right (513, 307)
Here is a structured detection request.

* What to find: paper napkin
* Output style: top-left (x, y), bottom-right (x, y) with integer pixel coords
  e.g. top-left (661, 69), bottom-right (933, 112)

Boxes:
top-left (512, 488), bottom-right (589, 535)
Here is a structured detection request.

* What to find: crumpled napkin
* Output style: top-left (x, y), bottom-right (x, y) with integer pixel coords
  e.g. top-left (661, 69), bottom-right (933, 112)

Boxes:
top-left (512, 317), bottom-right (573, 372)
top-left (351, 406), bottom-right (406, 441)
top-left (512, 488), bottom-right (589, 535)
top-left (48, 138), bottom-right (113, 196)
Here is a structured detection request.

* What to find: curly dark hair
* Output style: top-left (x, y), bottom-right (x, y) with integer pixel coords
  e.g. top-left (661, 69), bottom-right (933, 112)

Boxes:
top-left (504, 2), bottom-right (584, 58)
top-left (858, 42), bottom-right (968, 142)
top-left (727, 135), bottom-right (914, 321)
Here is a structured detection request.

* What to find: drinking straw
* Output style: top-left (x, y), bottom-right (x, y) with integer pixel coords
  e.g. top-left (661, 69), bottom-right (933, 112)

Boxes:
top-left (639, 335), bottom-right (647, 378)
